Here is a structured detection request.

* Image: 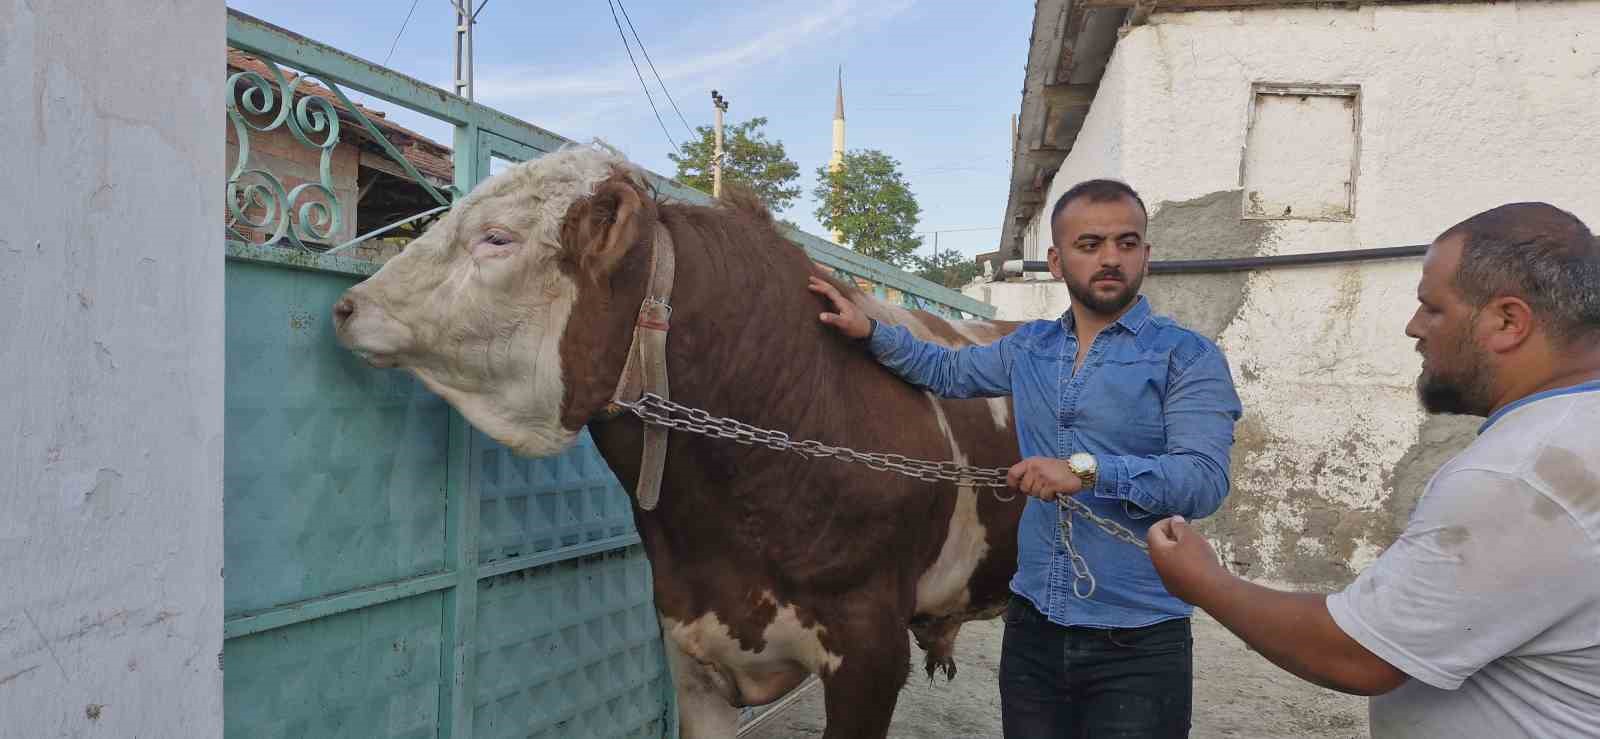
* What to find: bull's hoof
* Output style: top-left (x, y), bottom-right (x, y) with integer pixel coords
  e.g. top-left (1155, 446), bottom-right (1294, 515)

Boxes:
top-left (923, 653), bottom-right (957, 683)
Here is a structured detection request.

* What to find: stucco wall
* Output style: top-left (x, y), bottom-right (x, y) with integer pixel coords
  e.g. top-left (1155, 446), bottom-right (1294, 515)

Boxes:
top-left (1002, 0), bottom-right (1600, 588)
top-left (964, 275), bottom-right (1072, 321)
top-left (0, 0), bottom-right (225, 734)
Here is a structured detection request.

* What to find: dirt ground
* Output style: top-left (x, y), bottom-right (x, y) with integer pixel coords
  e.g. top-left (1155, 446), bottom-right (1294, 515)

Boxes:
top-left (742, 610), bottom-right (1367, 738)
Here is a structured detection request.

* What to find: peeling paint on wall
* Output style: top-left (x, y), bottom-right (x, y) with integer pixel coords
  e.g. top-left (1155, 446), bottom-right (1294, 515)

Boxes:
top-left (1141, 189), bottom-right (1274, 341)
top-left (1203, 405), bottom-right (1479, 589)
top-left (1378, 413), bottom-right (1482, 544)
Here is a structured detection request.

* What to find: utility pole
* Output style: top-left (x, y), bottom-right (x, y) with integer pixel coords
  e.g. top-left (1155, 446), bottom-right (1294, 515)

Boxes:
top-left (711, 90), bottom-right (729, 198)
top-left (452, 0), bottom-right (488, 100)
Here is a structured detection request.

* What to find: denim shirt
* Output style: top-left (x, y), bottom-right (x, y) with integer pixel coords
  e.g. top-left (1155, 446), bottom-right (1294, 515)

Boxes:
top-left (868, 297), bottom-right (1242, 628)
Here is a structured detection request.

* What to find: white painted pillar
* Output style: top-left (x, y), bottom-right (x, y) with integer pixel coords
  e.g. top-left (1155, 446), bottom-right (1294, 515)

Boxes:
top-left (0, 0), bottom-right (225, 734)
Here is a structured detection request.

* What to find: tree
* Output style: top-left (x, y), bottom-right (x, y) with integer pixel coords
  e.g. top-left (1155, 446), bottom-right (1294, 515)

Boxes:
top-left (915, 248), bottom-right (983, 289)
top-left (668, 116), bottom-right (801, 213)
top-left (813, 149), bottom-right (923, 268)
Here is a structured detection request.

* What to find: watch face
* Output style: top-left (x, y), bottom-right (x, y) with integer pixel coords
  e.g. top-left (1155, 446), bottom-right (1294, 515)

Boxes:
top-left (1069, 452), bottom-right (1097, 474)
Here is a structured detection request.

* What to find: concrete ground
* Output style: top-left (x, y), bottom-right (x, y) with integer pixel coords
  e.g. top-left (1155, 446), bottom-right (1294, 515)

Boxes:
top-left (742, 610), bottom-right (1367, 739)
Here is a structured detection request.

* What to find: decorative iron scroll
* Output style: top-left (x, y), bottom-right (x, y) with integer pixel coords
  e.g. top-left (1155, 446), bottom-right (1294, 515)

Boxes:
top-left (225, 59), bottom-right (344, 251)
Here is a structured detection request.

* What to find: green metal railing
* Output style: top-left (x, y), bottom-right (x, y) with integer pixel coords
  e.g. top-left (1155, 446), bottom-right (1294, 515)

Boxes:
top-left (221, 9), bottom-right (995, 739)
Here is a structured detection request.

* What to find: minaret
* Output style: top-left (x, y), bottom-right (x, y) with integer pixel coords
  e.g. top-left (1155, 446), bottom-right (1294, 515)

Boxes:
top-left (828, 67), bottom-right (846, 244)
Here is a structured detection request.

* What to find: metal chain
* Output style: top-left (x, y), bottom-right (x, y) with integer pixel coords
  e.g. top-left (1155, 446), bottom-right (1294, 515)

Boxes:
top-left (616, 393), bottom-right (1148, 597)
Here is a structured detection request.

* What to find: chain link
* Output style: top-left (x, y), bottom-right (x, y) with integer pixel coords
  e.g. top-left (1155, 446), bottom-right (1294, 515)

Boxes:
top-left (617, 393), bottom-right (1149, 597)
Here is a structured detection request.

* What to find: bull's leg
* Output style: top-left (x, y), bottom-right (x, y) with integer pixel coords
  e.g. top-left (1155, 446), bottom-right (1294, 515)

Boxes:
top-left (819, 621), bottom-right (911, 739)
top-left (664, 636), bottom-right (740, 739)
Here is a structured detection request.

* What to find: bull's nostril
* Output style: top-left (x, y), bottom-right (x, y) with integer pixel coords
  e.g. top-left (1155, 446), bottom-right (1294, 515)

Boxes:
top-left (333, 297), bottom-right (356, 325)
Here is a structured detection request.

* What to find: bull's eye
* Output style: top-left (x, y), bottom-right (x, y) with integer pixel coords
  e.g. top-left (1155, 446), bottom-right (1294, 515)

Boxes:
top-left (470, 229), bottom-right (521, 261)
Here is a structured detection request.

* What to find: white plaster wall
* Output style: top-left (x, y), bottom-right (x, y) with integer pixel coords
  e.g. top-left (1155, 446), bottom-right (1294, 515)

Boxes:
top-left (1017, 0), bottom-right (1600, 585)
top-left (0, 0), bottom-right (225, 735)
top-left (1035, 3), bottom-right (1600, 253)
top-left (963, 277), bottom-right (1071, 321)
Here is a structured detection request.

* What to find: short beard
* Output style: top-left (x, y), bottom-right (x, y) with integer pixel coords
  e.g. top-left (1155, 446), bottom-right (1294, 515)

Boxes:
top-left (1416, 343), bottom-right (1496, 417)
top-left (1065, 270), bottom-right (1144, 316)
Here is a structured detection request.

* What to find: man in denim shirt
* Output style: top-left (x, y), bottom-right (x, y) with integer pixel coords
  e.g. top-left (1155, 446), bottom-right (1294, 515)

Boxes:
top-left (811, 180), bottom-right (1242, 737)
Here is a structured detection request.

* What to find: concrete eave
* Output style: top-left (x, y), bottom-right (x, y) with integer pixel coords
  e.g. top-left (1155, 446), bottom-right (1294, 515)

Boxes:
top-left (998, 0), bottom-right (1129, 261)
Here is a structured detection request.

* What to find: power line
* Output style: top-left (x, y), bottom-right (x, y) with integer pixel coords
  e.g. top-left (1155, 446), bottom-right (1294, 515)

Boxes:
top-left (916, 225), bottom-right (1003, 234)
top-left (906, 161), bottom-right (1012, 176)
top-left (908, 166), bottom-right (1009, 176)
top-left (614, 0), bottom-right (696, 138)
top-left (856, 106), bottom-right (991, 112)
top-left (902, 155), bottom-right (1011, 178)
top-left (606, 0), bottom-right (679, 154)
top-left (383, 0), bottom-right (423, 66)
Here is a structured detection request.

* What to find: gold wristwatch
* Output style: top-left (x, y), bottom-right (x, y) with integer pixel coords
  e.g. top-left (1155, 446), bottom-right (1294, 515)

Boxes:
top-left (1066, 452), bottom-right (1098, 491)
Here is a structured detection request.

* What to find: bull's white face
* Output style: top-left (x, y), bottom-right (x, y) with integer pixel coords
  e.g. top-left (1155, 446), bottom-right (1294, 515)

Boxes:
top-left (333, 145), bottom-right (643, 457)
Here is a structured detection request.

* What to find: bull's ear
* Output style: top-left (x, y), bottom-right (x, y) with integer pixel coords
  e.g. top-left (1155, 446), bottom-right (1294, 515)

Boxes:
top-left (561, 178), bottom-right (645, 280)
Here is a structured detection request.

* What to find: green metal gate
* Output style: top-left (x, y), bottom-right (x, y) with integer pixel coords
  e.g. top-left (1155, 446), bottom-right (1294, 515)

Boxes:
top-left (220, 10), bottom-right (993, 738)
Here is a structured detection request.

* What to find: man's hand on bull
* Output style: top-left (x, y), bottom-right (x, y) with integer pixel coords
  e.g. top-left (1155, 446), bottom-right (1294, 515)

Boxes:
top-left (1005, 457), bottom-right (1086, 501)
top-left (808, 276), bottom-right (873, 340)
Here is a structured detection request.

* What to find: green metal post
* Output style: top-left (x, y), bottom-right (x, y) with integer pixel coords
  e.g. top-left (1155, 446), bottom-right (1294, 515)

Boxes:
top-left (436, 122), bottom-right (482, 739)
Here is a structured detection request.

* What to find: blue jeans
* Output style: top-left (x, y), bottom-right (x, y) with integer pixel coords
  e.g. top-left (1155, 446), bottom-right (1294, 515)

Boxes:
top-left (999, 596), bottom-right (1193, 738)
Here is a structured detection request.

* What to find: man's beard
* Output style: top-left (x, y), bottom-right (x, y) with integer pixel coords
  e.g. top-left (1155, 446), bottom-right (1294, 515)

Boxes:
top-left (1416, 334), bottom-right (1496, 417)
top-left (1065, 267), bottom-right (1144, 316)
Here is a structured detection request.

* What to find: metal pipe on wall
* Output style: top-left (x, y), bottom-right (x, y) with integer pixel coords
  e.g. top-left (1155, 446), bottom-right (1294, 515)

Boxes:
top-left (999, 244), bottom-right (1428, 278)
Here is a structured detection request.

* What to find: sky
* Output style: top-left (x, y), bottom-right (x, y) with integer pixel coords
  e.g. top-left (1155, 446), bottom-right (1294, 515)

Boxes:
top-left (226, 0), bottom-right (1032, 259)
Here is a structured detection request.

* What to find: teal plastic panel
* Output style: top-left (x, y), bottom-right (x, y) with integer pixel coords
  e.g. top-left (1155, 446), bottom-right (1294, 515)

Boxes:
top-left (475, 429), bottom-right (634, 565)
top-left (223, 591), bottom-right (446, 738)
top-left (225, 261), bottom-right (450, 616)
top-left (472, 546), bottom-right (670, 739)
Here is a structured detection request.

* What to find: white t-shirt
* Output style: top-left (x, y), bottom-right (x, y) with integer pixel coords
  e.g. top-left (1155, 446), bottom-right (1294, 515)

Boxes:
top-left (1327, 382), bottom-right (1600, 739)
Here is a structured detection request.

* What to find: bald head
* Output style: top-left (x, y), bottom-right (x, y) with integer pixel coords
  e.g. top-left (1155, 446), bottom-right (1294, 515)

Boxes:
top-left (1442, 202), bottom-right (1600, 346)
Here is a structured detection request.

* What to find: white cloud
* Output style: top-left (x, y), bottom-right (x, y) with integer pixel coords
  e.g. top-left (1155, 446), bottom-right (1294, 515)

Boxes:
top-left (472, 0), bottom-right (914, 104)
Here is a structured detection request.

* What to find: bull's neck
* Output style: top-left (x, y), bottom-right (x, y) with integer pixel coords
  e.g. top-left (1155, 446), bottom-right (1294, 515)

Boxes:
top-left (656, 225), bottom-right (834, 425)
top-left (586, 211), bottom-right (861, 499)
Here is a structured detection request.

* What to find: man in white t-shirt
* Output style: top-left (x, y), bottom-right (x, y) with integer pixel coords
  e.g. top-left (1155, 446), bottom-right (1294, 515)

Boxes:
top-left (1145, 201), bottom-right (1600, 738)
